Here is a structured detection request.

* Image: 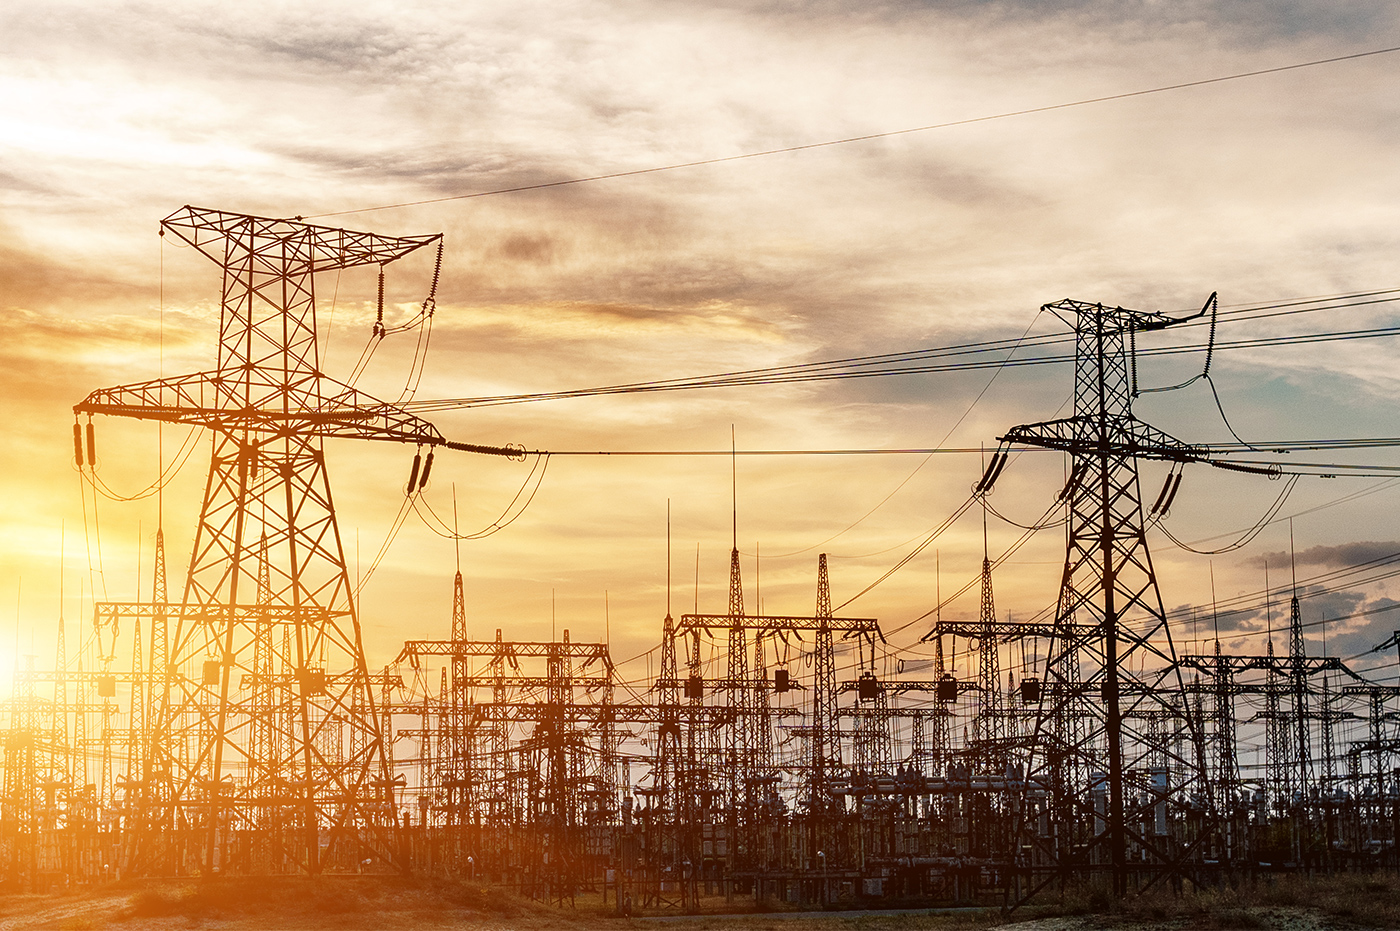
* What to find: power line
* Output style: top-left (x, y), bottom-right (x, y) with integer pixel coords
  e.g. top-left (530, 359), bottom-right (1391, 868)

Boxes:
top-left (306, 45), bottom-right (1400, 219)
top-left (399, 290), bottom-right (1400, 412)
top-left (519, 447), bottom-right (1025, 456)
top-left (461, 446), bottom-right (1400, 477)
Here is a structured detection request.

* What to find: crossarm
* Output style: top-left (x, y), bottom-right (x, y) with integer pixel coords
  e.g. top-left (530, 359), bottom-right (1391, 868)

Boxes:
top-left (162, 206), bottom-right (440, 274)
top-left (1000, 415), bottom-right (1201, 461)
top-left (74, 372), bottom-right (523, 457)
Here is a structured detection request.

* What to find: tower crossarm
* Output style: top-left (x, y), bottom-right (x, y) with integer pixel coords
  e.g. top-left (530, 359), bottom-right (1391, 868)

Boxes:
top-left (162, 205), bottom-right (440, 274)
top-left (1266, 655), bottom-right (1355, 678)
top-left (75, 372), bottom-right (524, 457)
top-left (654, 676), bottom-right (802, 691)
top-left (1179, 654), bottom-right (1356, 679)
top-left (427, 675), bottom-right (611, 691)
top-left (1001, 416), bottom-right (1280, 476)
top-left (396, 639), bottom-right (611, 664)
top-left (1041, 296), bottom-right (1193, 333)
top-left (461, 702), bottom-right (792, 724)
top-left (840, 678), bottom-right (976, 698)
top-left (839, 706), bottom-right (952, 720)
top-left (1339, 684), bottom-right (1400, 698)
top-left (94, 600), bottom-right (345, 626)
top-left (931, 619), bottom-right (1096, 641)
top-left (677, 613), bottom-right (881, 642)
top-left (1002, 416), bottom-right (1197, 463)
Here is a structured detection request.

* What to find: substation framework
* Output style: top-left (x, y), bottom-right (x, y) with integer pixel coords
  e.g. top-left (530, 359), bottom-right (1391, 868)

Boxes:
top-left (5, 210), bottom-right (1400, 908)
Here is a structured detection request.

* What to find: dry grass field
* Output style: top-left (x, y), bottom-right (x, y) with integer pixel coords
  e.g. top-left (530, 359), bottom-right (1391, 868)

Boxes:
top-left (0, 873), bottom-right (1397, 931)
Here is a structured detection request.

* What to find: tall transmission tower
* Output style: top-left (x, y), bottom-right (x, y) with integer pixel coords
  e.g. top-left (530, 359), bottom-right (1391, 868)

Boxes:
top-left (811, 554), bottom-right (839, 815)
top-left (74, 207), bottom-right (516, 875)
top-left (1001, 298), bottom-right (1219, 897)
top-left (1288, 580), bottom-right (1313, 801)
top-left (725, 547), bottom-right (748, 832)
top-left (1264, 638), bottom-right (1292, 811)
top-left (973, 506), bottom-right (1005, 772)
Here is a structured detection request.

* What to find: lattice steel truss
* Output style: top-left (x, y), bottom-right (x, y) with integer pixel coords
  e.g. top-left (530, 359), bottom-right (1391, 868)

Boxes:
top-left (972, 510), bottom-right (1006, 772)
top-left (1002, 298), bottom-right (1217, 897)
top-left (71, 206), bottom-right (508, 875)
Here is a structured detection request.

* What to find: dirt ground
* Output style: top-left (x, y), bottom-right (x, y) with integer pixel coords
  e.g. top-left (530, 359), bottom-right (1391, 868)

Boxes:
top-left (0, 876), bottom-right (1389, 931)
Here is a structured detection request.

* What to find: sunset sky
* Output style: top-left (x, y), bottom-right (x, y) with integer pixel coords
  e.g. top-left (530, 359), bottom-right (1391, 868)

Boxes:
top-left (4, 0), bottom-right (1400, 692)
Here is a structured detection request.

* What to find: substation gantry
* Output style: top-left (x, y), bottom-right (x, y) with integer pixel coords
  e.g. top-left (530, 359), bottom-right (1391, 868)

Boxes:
top-left (13, 233), bottom-right (1400, 907)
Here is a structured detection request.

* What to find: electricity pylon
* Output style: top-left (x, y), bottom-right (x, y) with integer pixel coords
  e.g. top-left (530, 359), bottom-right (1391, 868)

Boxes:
top-left (1000, 297), bottom-right (1227, 898)
top-left (74, 206), bottom-right (515, 875)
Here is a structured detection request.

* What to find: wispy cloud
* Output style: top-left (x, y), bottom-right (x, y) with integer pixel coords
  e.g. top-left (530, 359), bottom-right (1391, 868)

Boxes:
top-left (1246, 541), bottom-right (1400, 570)
top-left (3, 0), bottom-right (1400, 664)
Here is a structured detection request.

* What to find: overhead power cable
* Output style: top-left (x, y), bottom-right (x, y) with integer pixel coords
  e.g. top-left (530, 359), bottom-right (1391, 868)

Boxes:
top-left (1166, 548), bottom-right (1400, 629)
top-left (397, 290), bottom-right (1400, 412)
top-left (521, 446), bottom-right (1028, 456)
top-left (743, 307), bottom-right (1050, 560)
top-left (1157, 475), bottom-right (1300, 554)
top-left (505, 442), bottom-right (1400, 472)
top-left (307, 44), bottom-right (1400, 219)
top-left (877, 496), bottom-right (1067, 640)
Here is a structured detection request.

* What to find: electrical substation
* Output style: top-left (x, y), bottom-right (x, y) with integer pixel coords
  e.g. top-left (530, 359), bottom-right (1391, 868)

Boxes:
top-left (8, 206), bottom-right (1400, 912)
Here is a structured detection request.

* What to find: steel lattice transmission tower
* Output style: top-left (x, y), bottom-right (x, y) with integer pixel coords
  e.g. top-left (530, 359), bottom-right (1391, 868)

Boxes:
top-left (811, 554), bottom-right (839, 814)
top-left (973, 507), bottom-right (1006, 773)
top-left (74, 206), bottom-right (514, 875)
top-left (1001, 297), bottom-right (1222, 898)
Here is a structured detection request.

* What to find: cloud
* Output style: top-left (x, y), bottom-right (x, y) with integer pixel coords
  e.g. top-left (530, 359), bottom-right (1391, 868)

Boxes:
top-left (0, 242), bottom-right (140, 312)
top-left (700, 0), bottom-right (1394, 42)
top-left (4, 0), bottom-right (1400, 674)
top-left (1244, 541), bottom-right (1400, 571)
